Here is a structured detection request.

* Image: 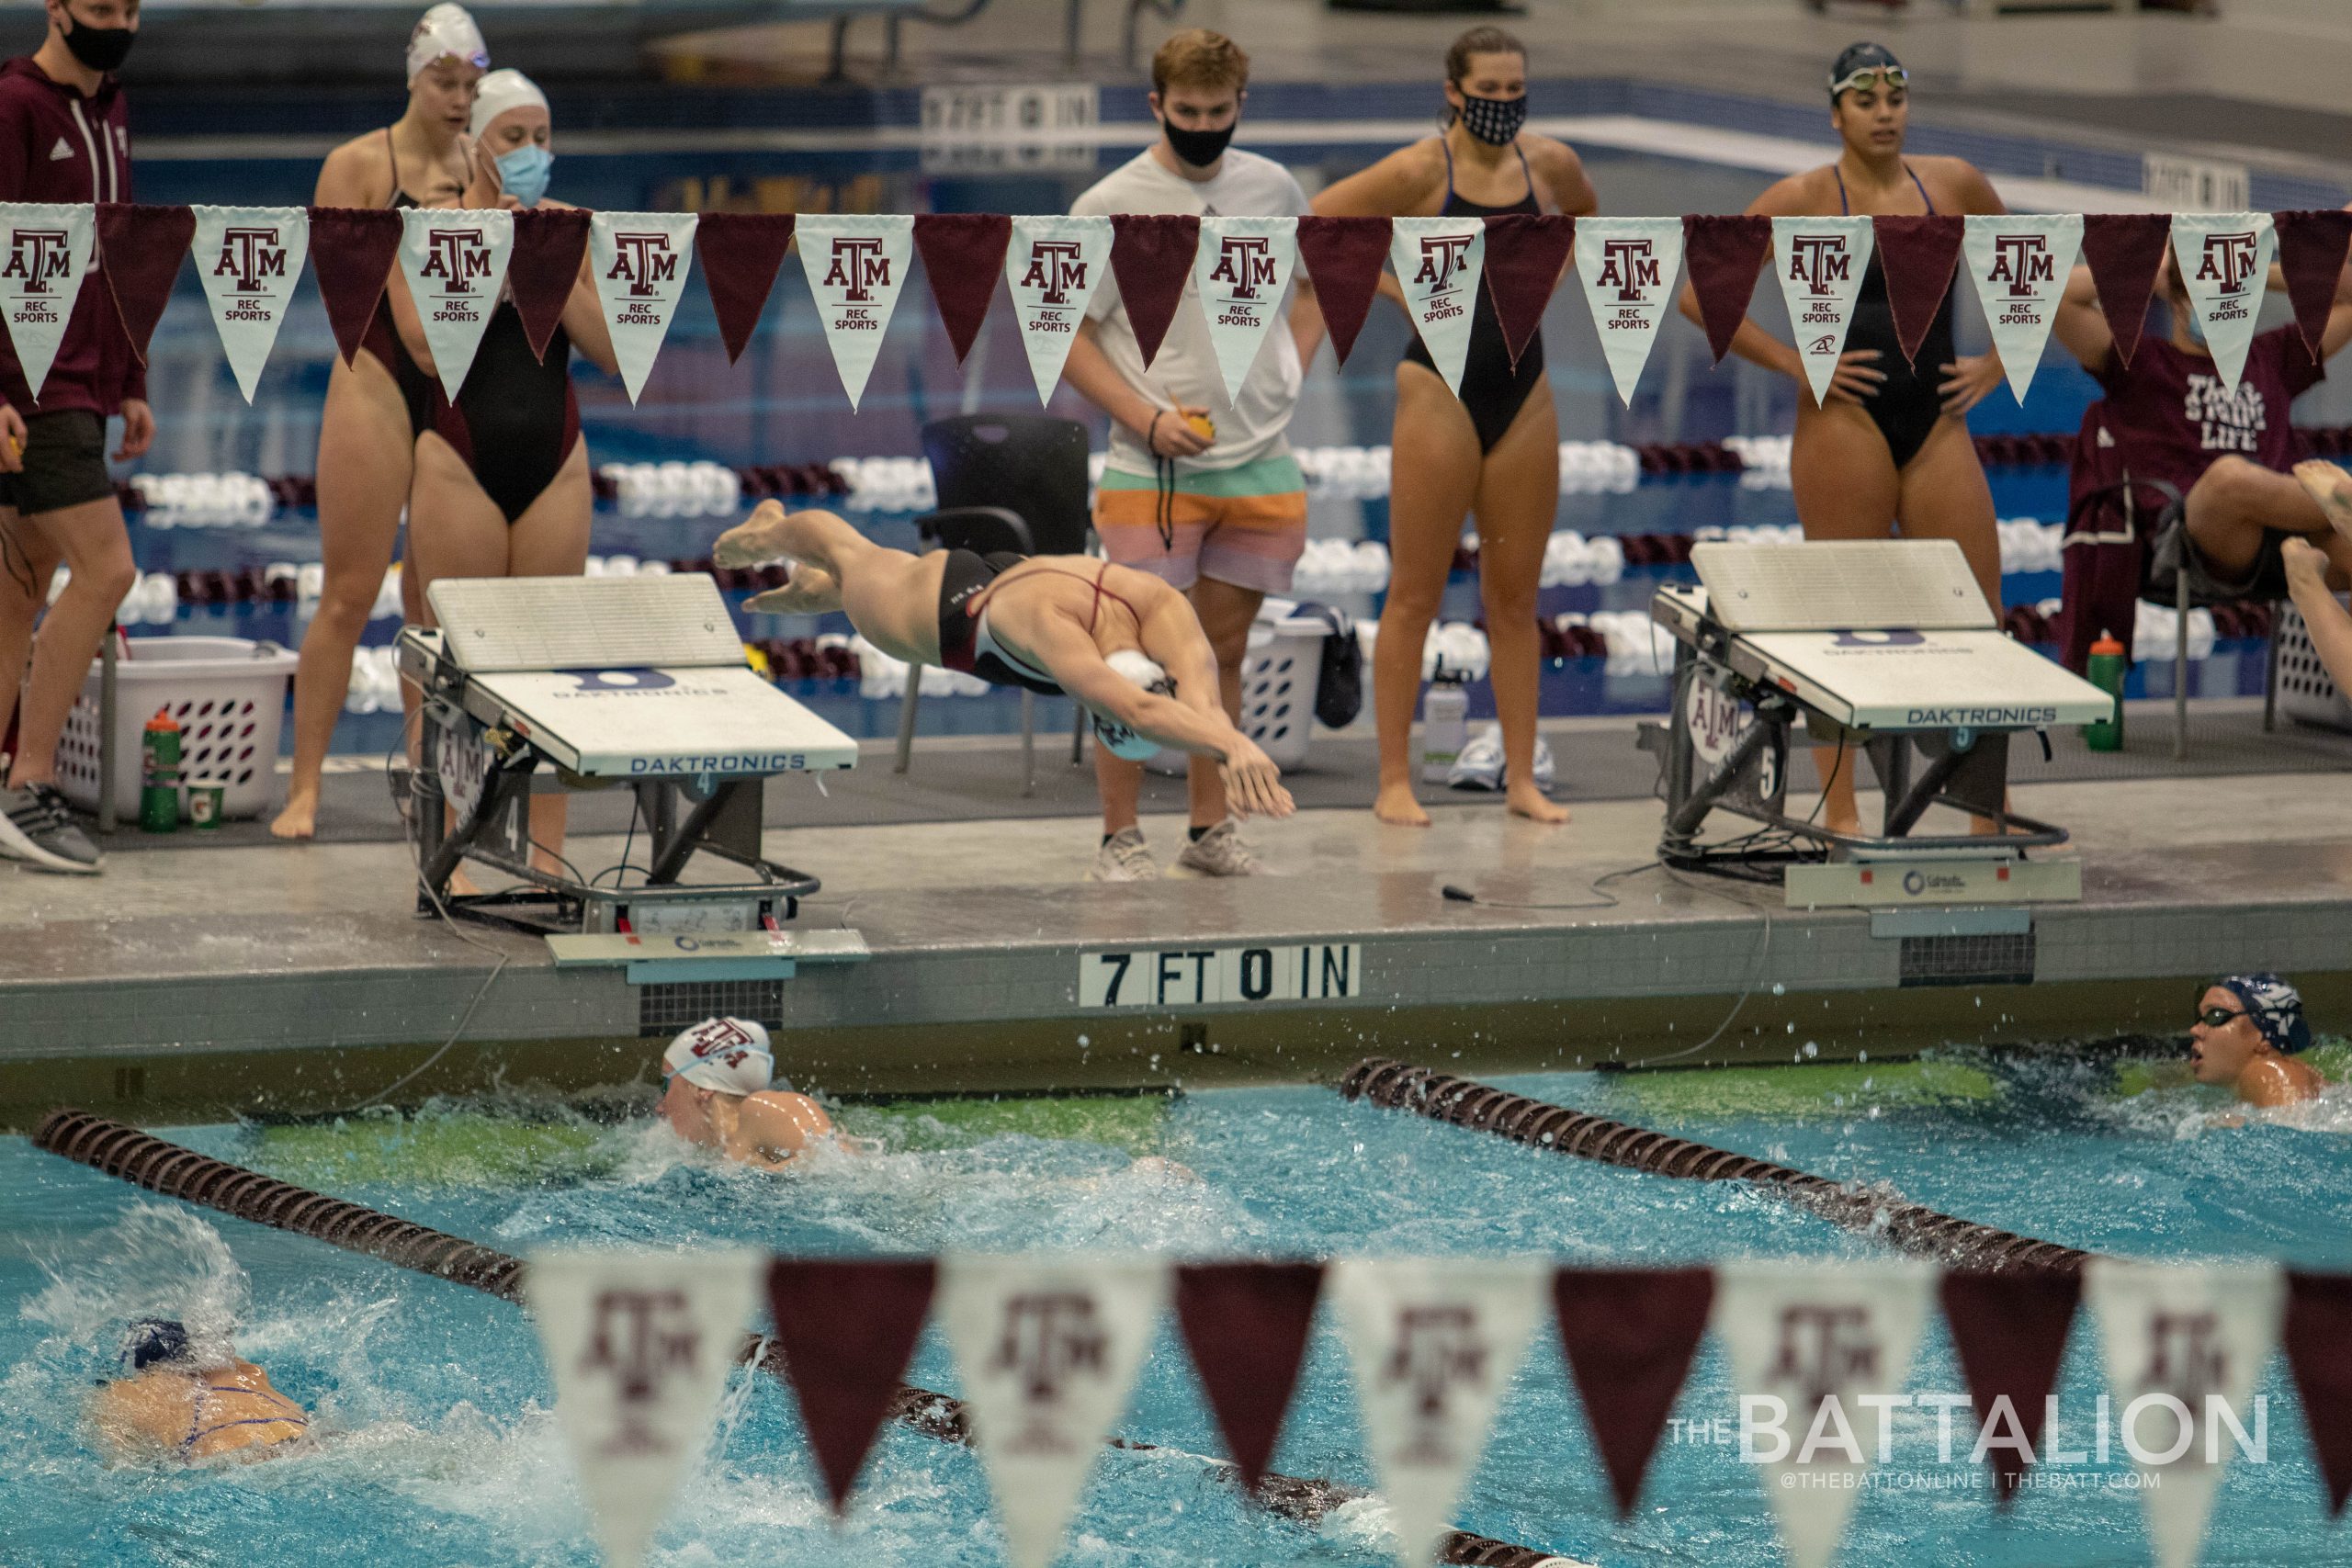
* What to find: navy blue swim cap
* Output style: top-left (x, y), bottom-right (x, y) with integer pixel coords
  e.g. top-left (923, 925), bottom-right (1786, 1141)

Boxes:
top-left (124, 1318), bottom-right (191, 1371)
top-left (2217, 973), bottom-right (2312, 1055)
top-left (1829, 42), bottom-right (1905, 98)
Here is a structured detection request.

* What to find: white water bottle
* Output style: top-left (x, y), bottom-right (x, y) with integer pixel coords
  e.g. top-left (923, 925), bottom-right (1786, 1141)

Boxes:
top-left (1420, 670), bottom-right (1470, 784)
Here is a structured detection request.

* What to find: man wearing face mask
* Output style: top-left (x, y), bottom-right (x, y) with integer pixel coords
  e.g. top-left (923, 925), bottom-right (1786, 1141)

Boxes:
top-left (0, 0), bottom-right (151, 874)
top-left (1062, 28), bottom-right (1322, 884)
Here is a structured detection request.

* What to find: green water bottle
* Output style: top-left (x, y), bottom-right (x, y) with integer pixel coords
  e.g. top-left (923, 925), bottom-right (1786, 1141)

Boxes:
top-left (2085, 631), bottom-right (2126, 752)
top-left (140, 707), bottom-right (181, 832)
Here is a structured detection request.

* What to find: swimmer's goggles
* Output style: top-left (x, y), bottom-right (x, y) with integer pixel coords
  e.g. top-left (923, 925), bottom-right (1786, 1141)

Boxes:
top-left (2196, 1005), bottom-right (2250, 1029)
top-left (1829, 65), bottom-right (1908, 97)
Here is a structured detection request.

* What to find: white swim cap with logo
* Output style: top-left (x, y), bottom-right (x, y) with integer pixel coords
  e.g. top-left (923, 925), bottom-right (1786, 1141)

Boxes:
top-left (469, 68), bottom-right (547, 137)
top-left (407, 3), bottom-right (489, 83)
top-left (1091, 649), bottom-right (1174, 762)
top-left (662, 1016), bottom-right (775, 1096)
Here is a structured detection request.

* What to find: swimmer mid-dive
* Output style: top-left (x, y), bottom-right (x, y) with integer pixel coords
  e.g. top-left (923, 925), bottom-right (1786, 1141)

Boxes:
top-left (86, 1318), bottom-right (310, 1464)
top-left (657, 1016), bottom-right (866, 1171)
top-left (2189, 975), bottom-right (2326, 1108)
top-left (716, 504), bottom-right (1296, 818)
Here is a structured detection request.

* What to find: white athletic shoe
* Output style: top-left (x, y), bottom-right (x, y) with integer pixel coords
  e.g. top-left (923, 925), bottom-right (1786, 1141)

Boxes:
top-left (0, 782), bottom-right (102, 874)
top-left (1445, 726), bottom-right (1557, 795)
top-left (1172, 818), bottom-right (1261, 877)
top-left (1087, 827), bottom-right (1159, 883)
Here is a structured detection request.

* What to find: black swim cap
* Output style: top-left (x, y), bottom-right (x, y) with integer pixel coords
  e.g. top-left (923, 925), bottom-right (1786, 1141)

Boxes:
top-left (1829, 41), bottom-right (1905, 98)
top-left (124, 1318), bottom-right (191, 1371)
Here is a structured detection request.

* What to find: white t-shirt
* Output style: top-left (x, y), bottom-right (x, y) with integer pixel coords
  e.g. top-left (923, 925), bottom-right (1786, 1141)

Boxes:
top-left (1071, 147), bottom-right (1310, 478)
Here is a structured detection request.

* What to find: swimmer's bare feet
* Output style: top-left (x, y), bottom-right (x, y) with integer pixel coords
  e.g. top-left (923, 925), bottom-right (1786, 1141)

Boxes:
top-left (1821, 801), bottom-right (1863, 838)
top-left (744, 569), bottom-right (842, 616)
top-left (1374, 781), bottom-right (1431, 827)
top-left (446, 866), bottom-right (484, 898)
top-left (1507, 780), bottom-right (1569, 824)
top-left (2282, 536), bottom-right (2331, 600)
top-left (2293, 459), bottom-right (2352, 546)
top-left (713, 500), bottom-right (795, 569)
top-left (268, 789), bottom-right (317, 840)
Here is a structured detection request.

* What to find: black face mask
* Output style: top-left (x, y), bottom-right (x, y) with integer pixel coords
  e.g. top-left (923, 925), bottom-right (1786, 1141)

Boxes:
top-left (1454, 91), bottom-right (1526, 147)
top-left (60, 10), bottom-right (134, 72)
top-left (1163, 118), bottom-right (1235, 169)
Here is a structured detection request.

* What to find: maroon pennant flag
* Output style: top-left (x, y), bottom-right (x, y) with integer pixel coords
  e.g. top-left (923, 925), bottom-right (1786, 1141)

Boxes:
top-left (506, 207), bottom-right (590, 363)
top-left (764, 1257), bottom-right (938, 1515)
top-left (2080, 213), bottom-right (2171, 368)
top-left (1939, 1269), bottom-right (2081, 1506)
top-left (307, 205), bottom-right (405, 367)
top-left (913, 213), bottom-right (1011, 367)
top-left (1110, 212), bottom-right (1199, 370)
top-left (1483, 212), bottom-right (1576, 367)
top-left (96, 202), bottom-right (193, 367)
top-left (1295, 215), bottom-right (1391, 366)
top-left (2286, 1269), bottom-right (2352, 1517)
top-left (1681, 214), bottom-right (1770, 366)
top-left (1872, 213), bottom-right (1963, 367)
top-left (695, 212), bottom-right (797, 365)
top-left (2274, 209), bottom-right (2352, 360)
top-left (1174, 1260), bottom-right (1324, 1498)
top-left (1553, 1267), bottom-right (1713, 1517)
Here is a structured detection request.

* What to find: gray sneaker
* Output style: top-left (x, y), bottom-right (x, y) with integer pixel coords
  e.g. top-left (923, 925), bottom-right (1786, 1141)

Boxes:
top-left (0, 782), bottom-right (101, 874)
top-left (1087, 827), bottom-right (1159, 882)
top-left (1173, 818), bottom-right (1261, 877)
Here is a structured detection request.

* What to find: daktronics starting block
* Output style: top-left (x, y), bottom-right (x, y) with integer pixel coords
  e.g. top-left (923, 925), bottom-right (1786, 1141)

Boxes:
top-left (396, 574), bottom-right (860, 940)
top-left (1638, 540), bottom-right (2114, 908)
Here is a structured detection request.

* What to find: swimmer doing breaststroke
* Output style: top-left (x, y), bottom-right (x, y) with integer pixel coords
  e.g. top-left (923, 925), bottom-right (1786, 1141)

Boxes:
top-left (714, 503), bottom-right (1296, 821)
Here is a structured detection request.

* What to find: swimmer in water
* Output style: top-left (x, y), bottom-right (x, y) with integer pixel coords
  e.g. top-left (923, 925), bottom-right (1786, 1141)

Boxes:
top-left (2189, 975), bottom-right (2326, 1108)
top-left (656, 1016), bottom-right (864, 1170)
top-left (87, 1318), bottom-right (309, 1463)
top-left (712, 503), bottom-right (1295, 821)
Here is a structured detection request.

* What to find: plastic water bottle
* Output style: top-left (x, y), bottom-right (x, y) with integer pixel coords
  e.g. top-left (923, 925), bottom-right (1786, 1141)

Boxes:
top-left (2085, 631), bottom-right (2126, 751)
top-left (1420, 669), bottom-right (1470, 784)
top-left (140, 707), bottom-right (181, 832)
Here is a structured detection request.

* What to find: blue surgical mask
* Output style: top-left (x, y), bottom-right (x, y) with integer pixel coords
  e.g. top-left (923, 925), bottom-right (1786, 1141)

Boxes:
top-left (2183, 305), bottom-right (2208, 348)
top-left (496, 145), bottom-right (553, 209)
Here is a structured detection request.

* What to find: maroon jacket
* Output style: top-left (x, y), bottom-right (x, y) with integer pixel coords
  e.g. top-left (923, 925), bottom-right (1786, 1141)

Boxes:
top-left (0, 54), bottom-right (141, 416)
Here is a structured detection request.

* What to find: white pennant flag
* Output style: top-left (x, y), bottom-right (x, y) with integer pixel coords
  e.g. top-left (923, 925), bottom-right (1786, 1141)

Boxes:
top-left (398, 206), bottom-right (514, 400)
top-left (1193, 215), bottom-right (1299, 404)
top-left (1770, 214), bottom-right (1875, 409)
top-left (590, 211), bottom-right (700, 405)
top-left (1329, 1256), bottom-right (1546, 1568)
top-left (189, 206), bottom-right (309, 404)
top-left (1713, 1259), bottom-right (1933, 1568)
top-left (797, 213), bottom-right (914, 412)
top-left (2085, 1261), bottom-right (2285, 1568)
top-left (1391, 216), bottom-right (1486, 399)
top-left (526, 1248), bottom-right (762, 1568)
top-left (0, 201), bottom-right (95, 400)
top-left (1572, 215), bottom-right (1685, 406)
top-left (1962, 212), bottom-right (2082, 405)
top-left (937, 1254), bottom-right (1168, 1568)
top-left (1004, 214), bottom-right (1112, 406)
top-left (2170, 212), bottom-right (2277, 399)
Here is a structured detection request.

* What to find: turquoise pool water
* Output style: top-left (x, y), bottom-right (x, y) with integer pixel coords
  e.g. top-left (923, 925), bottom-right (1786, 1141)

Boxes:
top-left (5, 1054), bottom-right (2348, 1566)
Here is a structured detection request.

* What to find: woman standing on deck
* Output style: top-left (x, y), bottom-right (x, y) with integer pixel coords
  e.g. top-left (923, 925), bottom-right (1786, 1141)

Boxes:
top-left (1677, 42), bottom-right (2007, 836)
top-left (1311, 27), bottom-right (1597, 829)
top-left (271, 4), bottom-right (487, 840)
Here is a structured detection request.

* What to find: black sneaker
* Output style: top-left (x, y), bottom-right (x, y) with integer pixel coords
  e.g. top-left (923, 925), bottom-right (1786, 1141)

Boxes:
top-left (0, 782), bottom-right (102, 874)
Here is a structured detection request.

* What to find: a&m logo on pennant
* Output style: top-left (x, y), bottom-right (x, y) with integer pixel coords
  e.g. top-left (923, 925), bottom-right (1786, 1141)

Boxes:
top-left (0, 201), bottom-right (95, 399)
top-left (825, 234), bottom-right (892, 303)
top-left (191, 206), bottom-right (310, 403)
top-left (580, 1285), bottom-right (704, 1455)
top-left (2170, 211), bottom-right (2277, 399)
top-left (398, 207), bottom-right (514, 399)
top-left (1003, 214), bottom-right (1111, 406)
top-left (1193, 215), bottom-right (1298, 402)
top-left (1390, 217), bottom-right (1487, 400)
top-left (3, 227), bottom-right (73, 295)
top-left (1770, 214), bottom-right (1873, 409)
top-left (1962, 213), bottom-right (2080, 403)
top-left (796, 213), bottom-right (914, 412)
top-left (591, 211), bottom-right (700, 404)
top-left (606, 231), bottom-right (681, 301)
top-left (1020, 239), bottom-right (1091, 307)
top-left (1574, 215), bottom-right (1684, 404)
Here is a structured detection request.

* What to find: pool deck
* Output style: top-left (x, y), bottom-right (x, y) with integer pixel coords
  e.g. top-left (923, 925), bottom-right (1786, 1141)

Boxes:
top-left (6, 722), bottom-right (2350, 1126)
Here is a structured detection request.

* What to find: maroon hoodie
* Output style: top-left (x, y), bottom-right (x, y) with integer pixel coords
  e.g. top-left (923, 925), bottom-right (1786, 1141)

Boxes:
top-left (0, 53), bottom-right (141, 417)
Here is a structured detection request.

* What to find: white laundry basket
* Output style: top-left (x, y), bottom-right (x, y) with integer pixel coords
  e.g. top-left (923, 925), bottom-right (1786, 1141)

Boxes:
top-left (55, 637), bottom-right (297, 820)
top-left (2276, 602), bottom-right (2352, 734)
top-left (1145, 615), bottom-right (1325, 775)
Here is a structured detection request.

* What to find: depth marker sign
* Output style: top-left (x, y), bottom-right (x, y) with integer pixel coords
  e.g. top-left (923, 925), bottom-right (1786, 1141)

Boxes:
top-left (1080, 942), bottom-right (1363, 1009)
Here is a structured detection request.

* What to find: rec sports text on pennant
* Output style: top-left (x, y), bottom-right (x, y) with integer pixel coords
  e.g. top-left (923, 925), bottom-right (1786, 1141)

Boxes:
top-left (0, 201), bottom-right (95, 400)
top-left (1572, 215), bottom-right (1684, 406)
top-left (590, 211), bottom-right (700, 404)
top-left (1391, 216), bottom-right (1486, 400)
top-left (1004, 213), bottom-right (1112, 405)
top-left (2170, 211), bottom-right (2277, 399)
top-left (797, 213), bottom-right (914, 412)
top-left (1962, 213), bottom-right (2082, 405)
top-left (397, 206), bottom-right (514, 400)
top-left (1193, 214), bottom-right (1299, 404)
top-left (190, 206), bottom-right (308, 404)
top-left (1770, 214), bottom-right (1873, 410)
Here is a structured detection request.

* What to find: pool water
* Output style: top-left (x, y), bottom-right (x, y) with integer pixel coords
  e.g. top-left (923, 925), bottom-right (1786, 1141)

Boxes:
top-left (6, 1052), bottom-right (2349, 1567)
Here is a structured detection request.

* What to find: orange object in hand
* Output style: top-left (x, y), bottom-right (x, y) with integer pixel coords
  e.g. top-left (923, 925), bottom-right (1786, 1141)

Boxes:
top-left (1184, 412), bottom-right (1216, 444)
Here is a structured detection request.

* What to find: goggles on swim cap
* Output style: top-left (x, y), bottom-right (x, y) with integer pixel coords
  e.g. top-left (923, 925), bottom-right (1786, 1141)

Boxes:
top-left (2214, 974), bottom-right (2312, 1055)
top-left (407, 3), bottom-right (489, 84)
top-left (1829, 64), bottom-right (1906, 97)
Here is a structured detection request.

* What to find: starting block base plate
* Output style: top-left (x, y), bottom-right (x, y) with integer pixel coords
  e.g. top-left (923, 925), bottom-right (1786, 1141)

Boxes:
top-left (1783, 856), bottom-right (2081, 909)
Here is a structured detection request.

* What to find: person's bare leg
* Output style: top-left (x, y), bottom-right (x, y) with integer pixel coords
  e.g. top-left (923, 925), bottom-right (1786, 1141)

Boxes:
top-left (2183, 455), bottom-right (2333, 580)
top-left (1375, 366), bottom-right (1483, 828)
top-left (1183, 574), bottom-right (1261, 828)
top-left (408, 434), bottom-right (516, 897)
top-left (503, 442), bottom-right (595, 878)
top-left (7, 497), bottom-right (135, 787)
top-left (1789, 402), bottom-right (1904, 835)
top-left (0, 511), bottom-right (60, 752)
top-left (1892, 417), bottom-right (2007, 833)
top-left (1470, 380), bottom-right (1566, 826)
top-left (724, 503), bottom-right (941, 660)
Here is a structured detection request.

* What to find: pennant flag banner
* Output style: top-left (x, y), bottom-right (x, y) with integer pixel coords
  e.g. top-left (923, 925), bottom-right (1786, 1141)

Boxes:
top-left (695, 211), bottom-right (795, 365)
top-left (2283, 1269), bottom-right (2352, 1517)
top-left (1296, 214), bottom-right (1390, 367)
top-left (913, 211), bottom-right (1012, 367)
top-left (2170, 212), bottom-right (2276, 398)
top-left (590, 211), bottom-right (700, 404)
top-left (1554, 1266), bottom-right (1713, 1517)
top-left (764, 1257), bottom-right (938, 1517)
top-left (397, 206), bottom-right (514, 400)
top-left (1871, 213), bottom-right (1962, 367)
top-left (1962, 212), bottom-right (2083, 405)
top-left (2086, 1260), bottom-right (2285, 1568)
top-left (189, 205), bottom-right (308, 403)
top-left (309, 205), bottom-right (405, 367)
top-left (96, 201), bottom-right (195, 367)
top-left (1108, 212), bottom-right (1199, 371)
top-left (2271, 209), bottom-right (2352, 360)
top-left (1193, 214), bottom-right (1300, 403)
top-left (1572, 215), bottom-right (1685, 406)
top-left (1391, 216), bottom-right (1487, 400)
top-left (0, 201), bottom-right (96, 401)
top-left (1713, 1259), bottom-right (1933, 1568)
top-left (1939, 1267), bottom-right (2082, 1503)
top-left (1004, 214), bottom-right (1112, 406)
top-left (937, 1254), bottom-right (1168, 1568)
top-left (1770, 214), bottom-right (1874, 409)
top-left (797, 213), bottom-right (914, 412)
top-left (2081, 212), bottom-right (2172, 368)
top-left (526, 1248), bottom-right (763, 1568)
top-left (1330, 1255), bottom-right (1545, 1568)
top-left (1482, 211), bottom-right (1575, 367)
top-left (1682, 213), bottom-right (1771, 365)
top-left (1173, 1259), bottom-right (1325, 1499)
top-left (508, 206), bottom-right (592, 362)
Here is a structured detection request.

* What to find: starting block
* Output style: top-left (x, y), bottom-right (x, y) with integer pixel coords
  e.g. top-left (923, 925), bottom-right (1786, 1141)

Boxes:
top-left (1637, 540), bottom-right (2112, 908)
top-left (396, 574), bottom-right (860, 950)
